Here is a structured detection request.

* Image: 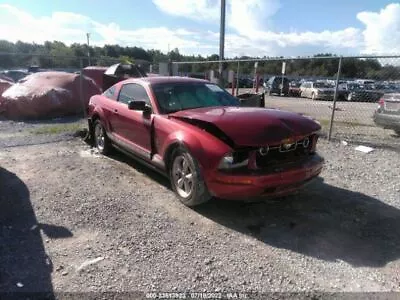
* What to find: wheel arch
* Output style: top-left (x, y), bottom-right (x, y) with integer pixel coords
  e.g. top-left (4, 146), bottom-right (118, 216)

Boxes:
top-left (163, 133), bottom-right (206, 173)
top-left (164, 141), bottom-right (192, 172)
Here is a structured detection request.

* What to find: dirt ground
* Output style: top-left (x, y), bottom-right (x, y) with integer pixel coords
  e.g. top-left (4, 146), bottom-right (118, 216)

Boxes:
top-left (0, 117), bottom-right (400, 299)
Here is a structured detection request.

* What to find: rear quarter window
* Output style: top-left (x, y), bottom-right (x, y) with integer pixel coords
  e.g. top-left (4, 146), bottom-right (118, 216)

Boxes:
top-left (103, 86), bottom-right (116, 100)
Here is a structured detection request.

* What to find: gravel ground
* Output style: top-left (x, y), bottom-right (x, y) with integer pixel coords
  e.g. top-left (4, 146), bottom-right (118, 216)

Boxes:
top-left (0, 118), bottom-right (400, 299)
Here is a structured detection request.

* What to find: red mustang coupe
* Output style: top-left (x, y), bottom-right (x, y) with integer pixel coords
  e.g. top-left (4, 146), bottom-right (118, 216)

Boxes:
top-left (87, 76), bottom-right (324, 206)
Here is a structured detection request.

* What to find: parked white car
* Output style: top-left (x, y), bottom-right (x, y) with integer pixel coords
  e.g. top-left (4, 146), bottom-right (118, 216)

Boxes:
top-left (300, 81), bottom-right (335, 100)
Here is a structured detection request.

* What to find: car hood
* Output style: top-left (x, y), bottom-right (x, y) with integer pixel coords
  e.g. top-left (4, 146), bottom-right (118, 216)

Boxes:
top-left (169, 107), bottom-right (321, 147)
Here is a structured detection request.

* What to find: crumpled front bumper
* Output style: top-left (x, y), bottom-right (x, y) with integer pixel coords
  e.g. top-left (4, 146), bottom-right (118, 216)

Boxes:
top-left (206, 154), bottom-right (324, 200)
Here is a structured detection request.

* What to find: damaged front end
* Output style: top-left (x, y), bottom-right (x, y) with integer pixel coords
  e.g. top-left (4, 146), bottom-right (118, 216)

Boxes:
top-left (171, 117), bottom-right (236, 148)
top-left (217, 134), bottom-right (320, 172)
top-left (172, 115), bottom-right (321, 173)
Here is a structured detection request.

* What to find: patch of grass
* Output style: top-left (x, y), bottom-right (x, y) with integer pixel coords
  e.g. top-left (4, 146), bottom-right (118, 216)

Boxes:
top-left (30, 123), bottom-right (83, 135)
top-left (317, 119), bottom-right (375, 128)
top-left (318, 119), bottom-right (330, 127)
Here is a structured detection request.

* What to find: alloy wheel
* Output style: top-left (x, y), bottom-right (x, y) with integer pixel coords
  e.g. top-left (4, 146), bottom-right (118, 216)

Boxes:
top-left (94, 123), bottom-right (105, 152)
top-left (172, 155), bottom-right (194, 199)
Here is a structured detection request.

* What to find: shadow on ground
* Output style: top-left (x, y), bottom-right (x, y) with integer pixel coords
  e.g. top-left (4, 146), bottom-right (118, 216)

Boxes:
top-left (195, 177), bottom-right (400, 267)
top-left (0, 167), bottom-right (73, 299)
top-left (98, 145), bottom-right (400, 268)
top-left (108, 150), bottom-right (171, 189)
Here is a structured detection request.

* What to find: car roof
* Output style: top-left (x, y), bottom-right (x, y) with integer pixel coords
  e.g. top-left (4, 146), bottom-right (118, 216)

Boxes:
top-left (122, 76), bottom-right (210, 85)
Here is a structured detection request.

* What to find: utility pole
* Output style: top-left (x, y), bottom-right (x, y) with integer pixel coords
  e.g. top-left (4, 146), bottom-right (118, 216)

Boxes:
top-left (86, 33), bottom-right (91, 66)
top-left (218, 0), bottom-right (226, 86)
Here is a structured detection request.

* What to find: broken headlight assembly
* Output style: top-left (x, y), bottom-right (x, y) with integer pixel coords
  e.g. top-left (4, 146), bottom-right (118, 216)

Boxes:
top-left (218, 151), bottom-right (249, 170)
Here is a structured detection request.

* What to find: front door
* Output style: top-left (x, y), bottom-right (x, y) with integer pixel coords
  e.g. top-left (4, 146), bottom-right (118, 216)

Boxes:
top-left (115, 83), bottom-right (153, 159)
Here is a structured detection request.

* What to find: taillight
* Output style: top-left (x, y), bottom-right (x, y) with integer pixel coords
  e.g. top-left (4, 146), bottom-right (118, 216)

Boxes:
top-left (378, 98), bottom-right (385, 106)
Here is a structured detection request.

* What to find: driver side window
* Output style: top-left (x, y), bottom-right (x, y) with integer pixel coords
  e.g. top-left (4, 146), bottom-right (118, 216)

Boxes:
top-left (118, 83), bottom-right (151, 106)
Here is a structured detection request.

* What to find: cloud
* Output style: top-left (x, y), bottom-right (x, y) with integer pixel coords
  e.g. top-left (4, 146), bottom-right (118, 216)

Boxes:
top-left (223, 27), bottom-right (362, 58)
top-left (229, 0), bottom-right (281, 35)
top-left (151, 0), bottom-right (281, 33)
top-left (0, 4), bottom-right (208, 54)
top-left (0, 4), bottom-right (90, 45)
top-left (0, 2), bottom-right (397, 58)
top-left (152, 0), bottom-right (220, 22)
top-left (357, 3), bottom-right (400, 54)
top-left (151, 0), bottom-right (362, 56)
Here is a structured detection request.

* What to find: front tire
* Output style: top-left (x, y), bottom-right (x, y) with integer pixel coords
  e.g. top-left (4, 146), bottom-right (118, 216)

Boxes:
top-left (94, 120), bottom-right (111, 155)
top-left (394, 130), bottom-right (400, 137)
top-left (169, 147), bottom-right (211, 207)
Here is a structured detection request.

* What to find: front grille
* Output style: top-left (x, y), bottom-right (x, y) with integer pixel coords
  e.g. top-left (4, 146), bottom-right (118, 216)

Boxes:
top-left (256, 136), bottom-right (314, 168)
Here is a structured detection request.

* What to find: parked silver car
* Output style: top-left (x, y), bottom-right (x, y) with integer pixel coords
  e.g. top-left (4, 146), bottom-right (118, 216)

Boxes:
top-left (300, 81), bottom-right (335, 100)
top-left (374, 93), bottom-right (400, 136)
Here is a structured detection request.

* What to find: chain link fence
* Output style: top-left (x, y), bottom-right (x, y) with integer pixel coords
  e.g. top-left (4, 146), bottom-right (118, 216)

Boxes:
top-left (171, 56), bottom-right (400, 148)
top-left (1, 53), bottom-right (399, 148)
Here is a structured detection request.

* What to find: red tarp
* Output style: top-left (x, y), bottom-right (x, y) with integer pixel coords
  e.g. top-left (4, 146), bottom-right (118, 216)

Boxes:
top-left (0, 79), bottom-right (14, 114)
top-left (0, 71), bottom-right (101, 119)
top-left (82, 66), bottom-right (107, 92)
top-left (0, 74), bottom-right (14, 83)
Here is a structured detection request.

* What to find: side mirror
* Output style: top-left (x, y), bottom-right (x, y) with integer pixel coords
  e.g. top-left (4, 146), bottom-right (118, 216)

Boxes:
top-left (128, 100), bottom-right (152, 114)
top-left (128, 100), bottom-right (146, 111)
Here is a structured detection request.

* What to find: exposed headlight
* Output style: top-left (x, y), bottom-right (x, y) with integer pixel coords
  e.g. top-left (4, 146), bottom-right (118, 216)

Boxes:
top-left (303, 137), bottom-right (310, 148)
top-left (258, 146), bottom-right (269, 156)
top-left (218, 152), bottom-right (249, 170)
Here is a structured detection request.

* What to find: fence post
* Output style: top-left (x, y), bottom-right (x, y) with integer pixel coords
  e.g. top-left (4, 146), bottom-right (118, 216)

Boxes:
top-left (280, 61), bottom-right (286, 96)
top-left (255, 74), bottom-right (259, 93)
top-left (168, 59), bottom-right (172, 76)
top-left (79, 58), bottom-right (87, 119)
top-left (328, 56), bottom-right (343, 141)
top-left (236, 61), bottom-right (240, 96)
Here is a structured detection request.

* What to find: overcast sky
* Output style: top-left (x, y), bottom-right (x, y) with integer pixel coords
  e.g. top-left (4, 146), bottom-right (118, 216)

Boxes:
top-left (0, 0), bottom-right (399, 58)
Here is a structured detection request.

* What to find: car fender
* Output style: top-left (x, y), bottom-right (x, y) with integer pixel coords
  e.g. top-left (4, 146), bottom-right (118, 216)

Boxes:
top-left (90, 106), bottom-right (111, 132)
top-left (163, 130), bottom-right (206, 168)
top-left (162, 129), bottom-right (230, 175)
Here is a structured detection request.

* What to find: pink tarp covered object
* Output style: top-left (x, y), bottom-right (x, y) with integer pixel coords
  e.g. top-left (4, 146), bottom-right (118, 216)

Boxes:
top-left (0, 71), bottom-right (101, 119)
top-left (0, 79), bottom-right (14, 112)
top-left (82, 66), bottom-right (107, 92)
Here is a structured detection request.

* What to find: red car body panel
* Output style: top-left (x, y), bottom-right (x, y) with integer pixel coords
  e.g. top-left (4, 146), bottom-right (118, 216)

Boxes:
top-left (169, 107), bottom-right (320, 147)
top-left (88, 76), bottom-right (324, 201)
top-left (207, 155), bottom-right (323, 199)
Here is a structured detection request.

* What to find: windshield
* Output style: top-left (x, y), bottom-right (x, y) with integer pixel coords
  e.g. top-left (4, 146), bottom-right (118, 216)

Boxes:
top-left (152, 82), bottom-right (240, 114)
top-left (314, 82), bottom-right (331, 88)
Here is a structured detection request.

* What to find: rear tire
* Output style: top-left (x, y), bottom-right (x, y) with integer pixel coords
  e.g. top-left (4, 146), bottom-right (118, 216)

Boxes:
top-left (94, 120), bottom-right (111, 155)
top-left (395, 130), bottom-right (400, 136)
top-left (169, 147), bottom-right (212, 207)
top-left (347, 93), bottom-right (352, 101)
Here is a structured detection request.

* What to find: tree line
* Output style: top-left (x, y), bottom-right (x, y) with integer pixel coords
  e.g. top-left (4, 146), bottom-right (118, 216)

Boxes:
top-left (0, 40), bottom-right (399, 80)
